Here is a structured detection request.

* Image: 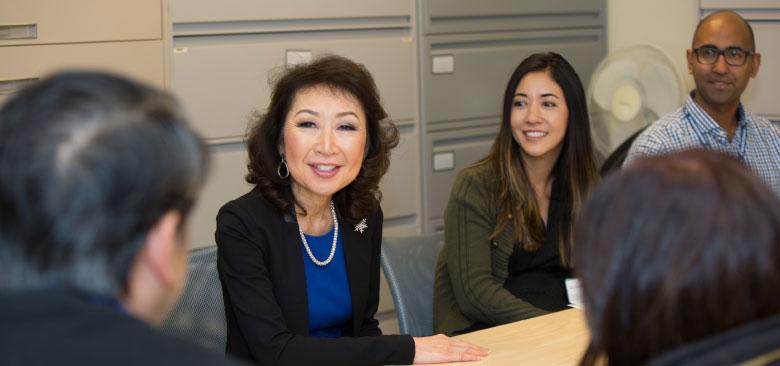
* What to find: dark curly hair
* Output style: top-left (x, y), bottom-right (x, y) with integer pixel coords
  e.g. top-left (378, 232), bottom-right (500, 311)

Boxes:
top-left (246, 55), bottom-right (398, 222)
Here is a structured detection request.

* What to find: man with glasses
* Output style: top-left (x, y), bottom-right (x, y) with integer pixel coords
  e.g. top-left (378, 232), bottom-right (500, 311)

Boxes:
top-left (625, 10), bottom-right (780, 195)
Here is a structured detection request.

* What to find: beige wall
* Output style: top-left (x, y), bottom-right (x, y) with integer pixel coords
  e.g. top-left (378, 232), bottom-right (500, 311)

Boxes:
top-left (607, 0), bottom-right (699, 90)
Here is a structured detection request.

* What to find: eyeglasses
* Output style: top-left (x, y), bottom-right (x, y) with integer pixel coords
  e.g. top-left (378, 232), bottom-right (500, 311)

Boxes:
top-left (692, 46), bottom-right (754, 66)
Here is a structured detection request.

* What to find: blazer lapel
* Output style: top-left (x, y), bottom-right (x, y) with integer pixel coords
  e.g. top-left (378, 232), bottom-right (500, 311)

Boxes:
top-left (282, 207), bottom-right (310, 334)
top-left (340, 214), bottom-right (371, 335)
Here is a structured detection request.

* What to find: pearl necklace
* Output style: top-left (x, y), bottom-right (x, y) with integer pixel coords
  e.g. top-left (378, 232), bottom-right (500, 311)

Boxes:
top-left (298, 201), bottom-right (338, 266)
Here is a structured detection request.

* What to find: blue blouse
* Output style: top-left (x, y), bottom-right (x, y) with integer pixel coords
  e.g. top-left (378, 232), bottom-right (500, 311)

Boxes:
top-left (301, 227), bottom-right (353, 337)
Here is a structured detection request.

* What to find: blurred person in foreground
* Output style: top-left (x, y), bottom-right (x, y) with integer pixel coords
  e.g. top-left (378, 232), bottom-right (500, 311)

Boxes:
top-left (576, 149), bottom-right (780, 365)
top-left (0, 72), bottom-right (237, 365)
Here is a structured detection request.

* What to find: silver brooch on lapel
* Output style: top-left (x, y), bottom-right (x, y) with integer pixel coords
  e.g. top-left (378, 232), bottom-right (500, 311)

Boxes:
top-left (354, 218), bottom-right (368, 234)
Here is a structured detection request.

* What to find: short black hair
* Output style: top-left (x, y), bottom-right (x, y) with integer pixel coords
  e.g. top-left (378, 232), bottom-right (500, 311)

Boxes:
top-left (0, 71), bottom-right (209, 296)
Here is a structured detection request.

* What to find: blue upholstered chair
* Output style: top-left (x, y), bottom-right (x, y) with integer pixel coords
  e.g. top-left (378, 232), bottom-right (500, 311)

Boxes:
top-left (159, 245), bottom-right (226, 352)
top-left (381, 232), bottom-right (445, 336)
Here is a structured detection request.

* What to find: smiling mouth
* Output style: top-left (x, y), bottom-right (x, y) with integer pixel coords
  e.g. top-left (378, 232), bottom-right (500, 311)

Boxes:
top-left (310, 164), bottom-right (340, 177)
top-left (524, 131), bottom-right (548, 138)
top-left (710, 80), bottom-right (732, 89)
top-left (314, 164), bottom-right (337, 172)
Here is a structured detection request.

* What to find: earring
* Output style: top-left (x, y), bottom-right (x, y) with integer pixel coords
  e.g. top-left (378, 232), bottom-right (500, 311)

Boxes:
top-left (277, 155), bottom-right (290, 179)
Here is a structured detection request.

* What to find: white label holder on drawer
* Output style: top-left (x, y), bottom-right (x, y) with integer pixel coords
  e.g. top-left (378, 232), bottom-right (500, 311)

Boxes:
top-left (432, 55), bottom-right (455, 74)
top-left (286, 50), bottom-right (312, 66)
top-left (0, 24), bottom-right (37, 40)
top-left (0, 78), bottom-right (39, 95)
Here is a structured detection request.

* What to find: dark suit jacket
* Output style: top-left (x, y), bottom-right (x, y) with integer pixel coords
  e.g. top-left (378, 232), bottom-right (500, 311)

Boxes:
top-left (0, 288), bottom-right (237, 366)
top-left (215, 188), bottom-right (415, 366)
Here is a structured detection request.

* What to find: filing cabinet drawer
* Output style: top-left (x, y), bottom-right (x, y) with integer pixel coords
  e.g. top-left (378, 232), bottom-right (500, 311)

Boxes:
top-left (742, 21), bottom-right (780, 120)
top-left (170, 0), bottom-right (410, 23)
top-left (423, 29), bottom-right (605, 126)
top-left (0, 40), bottom-right (165, 106)
top-left (379, 123), bottom-right (420, 222)
top-left (422, 0), bottom-right (604, 35)
top-left (187, 143), bottom-right (252, 250)
top-left (425, 124), bottom-right (499, 228)
top-left (172, 34), bottom-right (415, 140)
top-left (0, 0), bottom-right (161, 46)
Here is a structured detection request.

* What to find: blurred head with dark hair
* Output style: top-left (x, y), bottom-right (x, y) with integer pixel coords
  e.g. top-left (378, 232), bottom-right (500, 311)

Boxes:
top-left (0, 71), bottom-right (209, 324)
top-left (576, 149), bottom-right (780, 365)
top-left (245, 54), bottom-right (398, 221)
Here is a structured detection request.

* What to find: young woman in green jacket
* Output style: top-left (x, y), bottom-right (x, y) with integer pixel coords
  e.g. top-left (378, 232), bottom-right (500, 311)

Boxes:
top-left (434, 52), bottom-right (599, 335)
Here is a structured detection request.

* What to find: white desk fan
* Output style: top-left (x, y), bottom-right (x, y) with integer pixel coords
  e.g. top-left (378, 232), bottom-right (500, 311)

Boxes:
top-left (588, 45), bottom-right (686, 165)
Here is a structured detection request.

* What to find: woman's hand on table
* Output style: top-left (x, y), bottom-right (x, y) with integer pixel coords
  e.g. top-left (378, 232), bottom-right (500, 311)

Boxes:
top-left (412, 334), bottom-right (489, 364)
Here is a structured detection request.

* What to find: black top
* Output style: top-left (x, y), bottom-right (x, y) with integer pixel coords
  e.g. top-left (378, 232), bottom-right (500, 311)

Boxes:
top-left (0, 288), bottom-right (238, 366)
top-left (503, 177), bottom-right (571, 312)
top-left (216, 187), bottom-right (415, 366)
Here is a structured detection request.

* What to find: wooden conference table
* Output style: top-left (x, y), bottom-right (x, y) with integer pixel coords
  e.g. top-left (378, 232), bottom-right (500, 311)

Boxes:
top-left (437, 308), bottom-right (590, 366)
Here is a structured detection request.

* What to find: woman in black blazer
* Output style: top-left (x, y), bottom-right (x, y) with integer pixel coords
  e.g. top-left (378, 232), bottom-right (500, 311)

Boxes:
top-left (216, 55), bottom-right (487, 366)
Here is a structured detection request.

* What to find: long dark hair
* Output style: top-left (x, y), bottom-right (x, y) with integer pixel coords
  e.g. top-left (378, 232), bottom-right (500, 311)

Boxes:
top-left (484, 52), bottom-right (598, 267)
top-left (245, 55), bottom-right (398, 221)
top-left (576, 150), bottom-right (780, 365)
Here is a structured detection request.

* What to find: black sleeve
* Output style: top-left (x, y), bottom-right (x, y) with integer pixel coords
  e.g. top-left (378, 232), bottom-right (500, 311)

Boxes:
top-left (216, 201), bottom-right (415, 366)
top-left (356, 209), bottom-right (383, 337)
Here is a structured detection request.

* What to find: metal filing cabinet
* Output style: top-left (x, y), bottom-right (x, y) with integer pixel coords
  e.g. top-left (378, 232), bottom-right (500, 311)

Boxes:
top-left (417, 0), bottom-right (608, 231)
top-left (0, 0), bottom-right (168, 105)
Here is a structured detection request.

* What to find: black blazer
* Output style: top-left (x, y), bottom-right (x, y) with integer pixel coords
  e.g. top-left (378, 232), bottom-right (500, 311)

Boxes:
top-left (0, 288), bottom-right (238, 366)
top-left (215, 188), bottom-right (414, 366)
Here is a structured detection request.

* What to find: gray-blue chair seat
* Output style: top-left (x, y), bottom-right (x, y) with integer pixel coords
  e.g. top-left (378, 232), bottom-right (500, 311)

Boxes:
top-left (159, 245), bottom-right (226, 352)
top-left (381, 232), bottom-right (444, 336)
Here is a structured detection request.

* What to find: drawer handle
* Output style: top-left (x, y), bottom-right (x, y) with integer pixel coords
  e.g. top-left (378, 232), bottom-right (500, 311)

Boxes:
top-left (0, 24), bottom-right (38, 40)
top-left (0, 78), bottom-right (39, 95)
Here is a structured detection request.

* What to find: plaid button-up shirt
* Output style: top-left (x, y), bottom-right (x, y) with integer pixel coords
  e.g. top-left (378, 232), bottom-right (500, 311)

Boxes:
top-left (624, 93), bottom-right (780, 196)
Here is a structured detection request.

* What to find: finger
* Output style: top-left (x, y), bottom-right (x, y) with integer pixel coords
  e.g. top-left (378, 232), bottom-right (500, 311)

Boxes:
top-left (460, 343), bottom-right (488, 354)
top-left (472, 345), bottom-right (490, 354)
top-left (458, 351), bottom-right (485, 362)
top-left (467, 347), bottom-right (490, 356)
top-left (467, 349), bottom-right (490, 357)
top-left (460, 341), bottom-right (488, 351)
top-left (453, 340), bottom-right (489, 354)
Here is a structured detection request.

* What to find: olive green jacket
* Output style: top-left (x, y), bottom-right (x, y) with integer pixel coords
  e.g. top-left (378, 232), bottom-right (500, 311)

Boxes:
top-left (433, 162), bottom-right (549, 335)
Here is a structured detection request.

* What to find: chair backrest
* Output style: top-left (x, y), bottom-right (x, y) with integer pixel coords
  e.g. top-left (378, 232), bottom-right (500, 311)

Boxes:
top-left (381, 232), bottom-right (444, 336)
top-left (647, 313), bottom-right (780, 366)
top-left (599, 126), bottom-right (647, 177)
top-left (159, 245), bottom-right (226, 352)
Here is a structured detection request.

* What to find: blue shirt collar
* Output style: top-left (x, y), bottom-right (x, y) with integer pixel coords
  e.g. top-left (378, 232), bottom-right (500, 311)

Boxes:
top-left (684, 91), bottom-right (748, 137)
